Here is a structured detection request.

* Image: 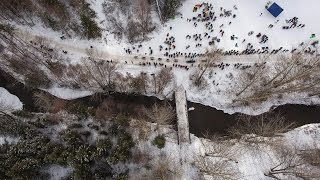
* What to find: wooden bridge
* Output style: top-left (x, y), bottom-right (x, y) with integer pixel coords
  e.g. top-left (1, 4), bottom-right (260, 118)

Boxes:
top-left (175, 86), bottom-right (191, 145)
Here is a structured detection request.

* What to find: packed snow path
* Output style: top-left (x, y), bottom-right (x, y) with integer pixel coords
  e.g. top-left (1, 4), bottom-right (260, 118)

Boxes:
top-left (15, 28), bottom-right (281, 70)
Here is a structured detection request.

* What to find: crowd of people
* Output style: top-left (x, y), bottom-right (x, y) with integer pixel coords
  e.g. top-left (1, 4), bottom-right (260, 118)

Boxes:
top-left (121, 2), bottom-right (318, 73)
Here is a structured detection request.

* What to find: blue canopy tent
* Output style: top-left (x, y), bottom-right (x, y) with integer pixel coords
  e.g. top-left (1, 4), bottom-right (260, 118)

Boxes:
top-left (267, 3), bottom-right (284, 17)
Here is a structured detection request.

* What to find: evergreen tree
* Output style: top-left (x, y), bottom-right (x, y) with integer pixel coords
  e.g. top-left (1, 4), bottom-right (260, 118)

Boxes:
top-left (162, 0), bottom-right (181, 20)
top-left (80, 15), bottom-right (102, 39)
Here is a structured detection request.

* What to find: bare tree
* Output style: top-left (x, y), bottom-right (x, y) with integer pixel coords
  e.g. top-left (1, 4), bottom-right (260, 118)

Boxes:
top-left (151, 154), bottom-right (180, 180)
top-left (144, 103), bottom-right (175, 126)
top-left (265, 147), bottom-right (320, 179)
top-left (299, 145), bottom-right (320, 168)
top-left (151, 68), bottom-right (174, 94)
top-left (232, 51), bottom-right (320, 105)
top-left (129, 72), bottom-right (150, 94)
top-left (116, 72), bottom-right (132, 94)
top-left (80, 48), bottom-right (120, 92)
top-left (154, 0), bottom-right (164, 22)
top-left (191, 47), bottom-right (222, 86)
top-left (227, 112), bottom-right (296, 140)
top-left (134, 0), bottom-right (153, 39)
top-left (33, 92), bottom-right (67, 113)
top-left (132, 119), bottom-right (151, 140)
top-left (201, 135), bottom-right (239, 163)
top-left (195, 156), bottom-right (241, 180)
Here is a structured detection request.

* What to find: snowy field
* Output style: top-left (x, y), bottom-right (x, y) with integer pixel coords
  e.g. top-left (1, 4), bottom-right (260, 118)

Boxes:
top-left (101, 0), bottom-right (320, 56)
top-left (18, 0), bottom-right (320, 58)
top-left (8, 0), bottom-right (320, 116)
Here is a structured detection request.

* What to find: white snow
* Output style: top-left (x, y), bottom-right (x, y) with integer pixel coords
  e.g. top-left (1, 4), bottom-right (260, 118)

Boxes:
top-left (45, 86), bottom-right (94, 100)
top-left (0, 136), bottom-right (20, 145)
top-left (196, 123), bottom-right (320, 179)
top-left (0, 87), bottom-right (23, 112)
top-left (3, 2), bottom-right (320, 178)
top-left (12, 0), bottom-right (318, 115)
top-left (43, 165), bottom-right (73, 180)
top-left (284, 123), bottom-right (320, 149)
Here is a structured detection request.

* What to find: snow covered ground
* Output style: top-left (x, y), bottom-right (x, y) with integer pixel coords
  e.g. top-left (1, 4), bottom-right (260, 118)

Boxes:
top-left (0, 87), bottom-right (23, 112)
top-left (45, 86), bottom-right (93, 100)
top-left (11, 0), bottom-right (320, 115)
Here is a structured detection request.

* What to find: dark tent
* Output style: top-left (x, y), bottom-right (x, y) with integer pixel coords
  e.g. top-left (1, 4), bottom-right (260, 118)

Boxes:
top-left (267, 3), bottom-right (284, 17)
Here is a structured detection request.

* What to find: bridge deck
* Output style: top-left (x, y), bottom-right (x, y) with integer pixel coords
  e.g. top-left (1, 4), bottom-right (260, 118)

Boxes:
top-left (175, 86), bottom-right (190, 144)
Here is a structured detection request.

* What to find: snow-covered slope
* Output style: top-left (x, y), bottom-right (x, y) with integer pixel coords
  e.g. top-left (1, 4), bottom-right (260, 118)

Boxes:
top-left (0, 87), bottom-right (23, 112)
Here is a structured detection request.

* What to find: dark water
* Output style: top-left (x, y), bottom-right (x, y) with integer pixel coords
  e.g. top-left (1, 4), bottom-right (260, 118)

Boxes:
top-left (188, 102), bottom-right (320, 137)
top-left (1, 68), bottom-right (320, 138)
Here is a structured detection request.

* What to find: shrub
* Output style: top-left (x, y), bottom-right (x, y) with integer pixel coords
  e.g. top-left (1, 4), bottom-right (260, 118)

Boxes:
top-left (79, 0), bottom-right (97, 18)
top-left (69, 123), bottom-right (83, 129)
top-left (68, 103), bottom-right (95, 117)
top-left (44, 113), bottom-right (63, 125)
top-left (25, 69), bottom-right (52, 88)
top-left (28, 118), bottom-right (46, 128)
top-left (127, 20), bottom-right (141, 43)
top-left (153, 135), bottom-right (166, 149)
top-left (93, 162), bottom-right (113, 179)
top-left (114, 173), bottom-right (128, 180)
top-left (41, 13), bottom-right (59, 31)
top-left (0, 135), bottom-right (54, 179)
top-left (47, 60), bottom-right (66, 78)
top-left (0, 114), bottom-right (28, 136)
top-left (0, 23), bottom-right (15, 34)
top-left (108, 131), bottom-right (134, 164)
top-left (61, 130), bottom-right (84, 148)
top-left (96, 138), bottom-right (113, 157)
top-left (115, 114), bottom-right (129, 126)
top-left (7, 57), bottom-right (30, 75)
top-left (12, 110), bottom-right (33, 118)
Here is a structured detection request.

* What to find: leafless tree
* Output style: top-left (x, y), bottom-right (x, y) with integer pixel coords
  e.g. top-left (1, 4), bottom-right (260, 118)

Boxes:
top-left (227, 112), bottom-right (296, 140)
top-left (191, 47), bottom-right (222, 86)
top-left (116, 72), bottom-right (132, 94)
top-left (299, 147), bottom-right (320, 168)
top-left (129, 72), bottom-right (150, 94)
top-left (0, 0), bottom-right (35, 26)
top-left (132, 119), bottom-right (151, 141)
top-left (151, 154), bottom-right (180, 180)
top-left (134, 0), bottom-right (153, 39)
top-left (80, 48), bottom-right (120, 92)
top-left (33, 92), bottom-right (67, 113)
top-left (232, 51), bottom-right (320, 105)
top-left (151, 68), bottom-right (174, 94)
top-left (144, 103), bottom-right (175, 126)
top-left (195, 156), bottom-right (241, 180)
top-left (154, 0), bottom-right (164, 22)
top-left (201, 135), bottom-right (239, 163)
top-left (265, 147), bottom-right (320, 179)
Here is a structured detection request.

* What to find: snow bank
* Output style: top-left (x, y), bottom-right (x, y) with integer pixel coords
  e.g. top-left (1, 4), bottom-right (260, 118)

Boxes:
top-left (43, 165), bottom-right (73, 180)
top-left (45, 86), bottom-right (93, 100)
top-left (0, 136), bottom-right (20, 145)
top-left (284, 123), bottom-right (320, 149)
top-left (0, 87), bottom-right (23, 111)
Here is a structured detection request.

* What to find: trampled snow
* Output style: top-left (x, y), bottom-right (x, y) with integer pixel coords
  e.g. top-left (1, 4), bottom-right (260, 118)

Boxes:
top-left (12, 0), bottom-right (318, 115)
